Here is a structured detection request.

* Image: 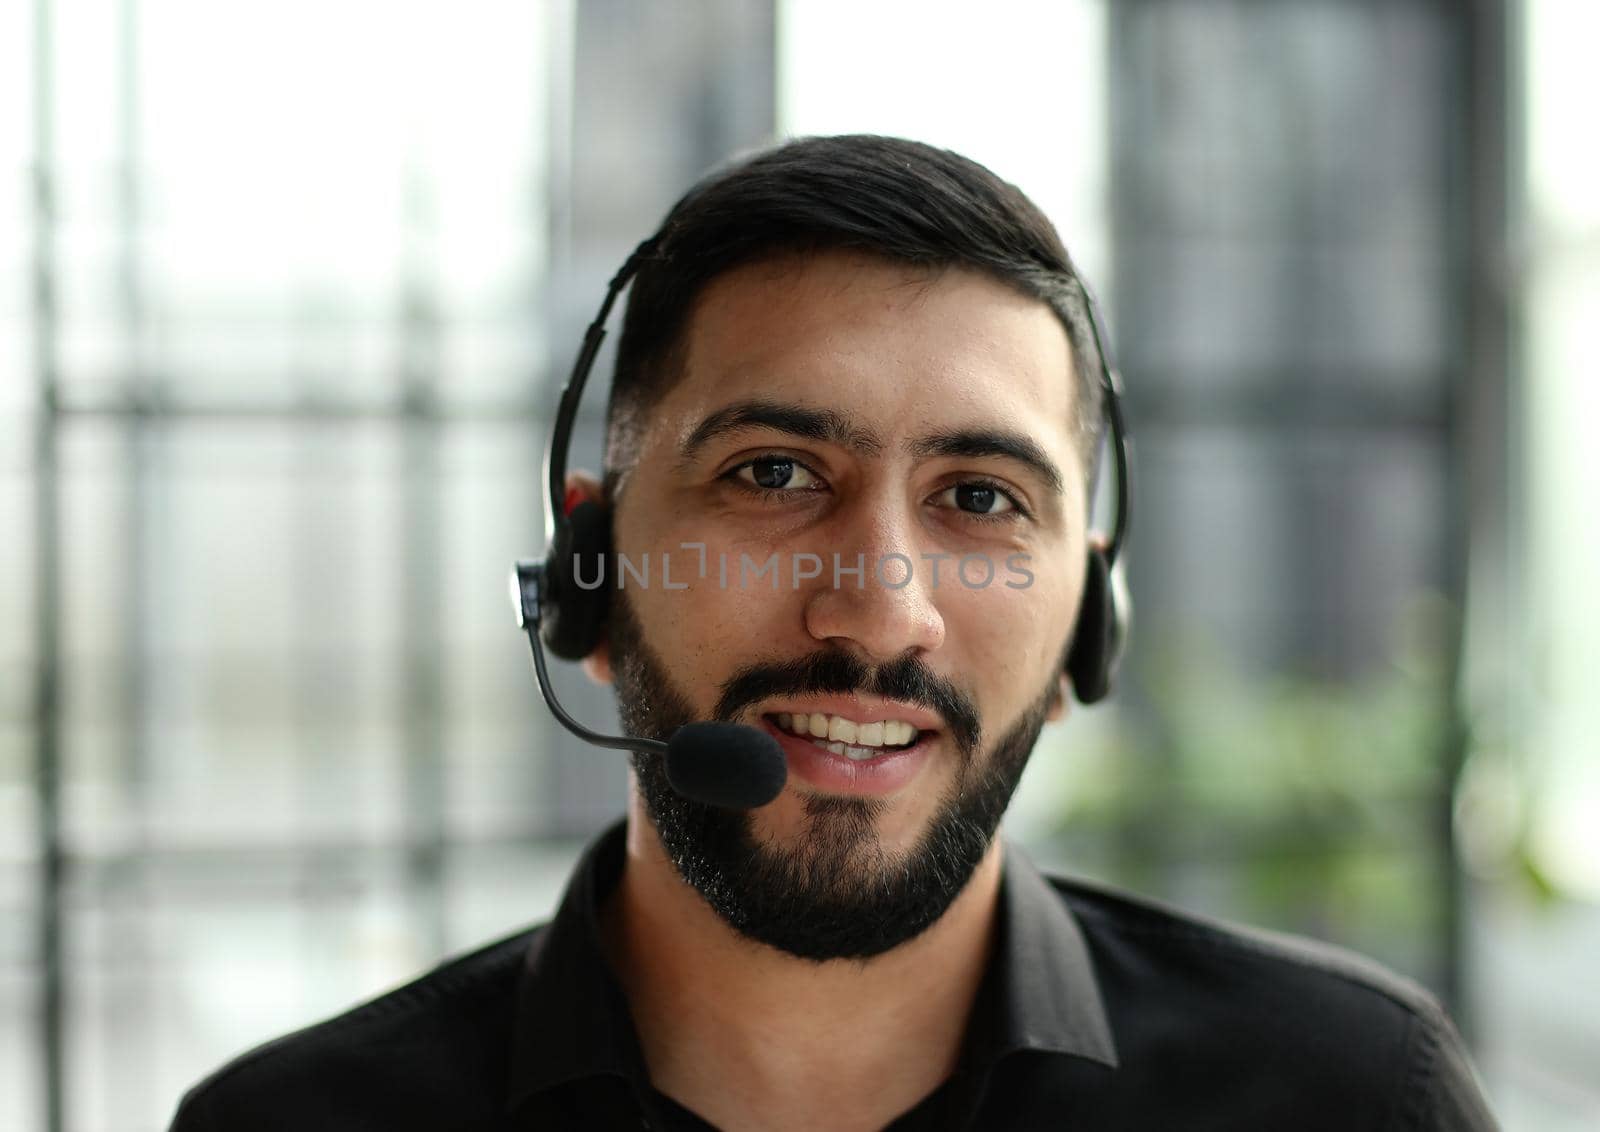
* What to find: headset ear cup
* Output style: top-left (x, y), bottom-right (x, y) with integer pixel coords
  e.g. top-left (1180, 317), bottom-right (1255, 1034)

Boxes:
top-left (540, 501), bottom-right (612, 660)
top-left (1066, 548), bottom-right (1116, 704)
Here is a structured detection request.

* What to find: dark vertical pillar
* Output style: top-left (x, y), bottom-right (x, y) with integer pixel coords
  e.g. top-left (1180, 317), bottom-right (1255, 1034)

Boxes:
top-left (114, 0), bottom-right (156, 1115)
top-left (400, 161), bottom-right (448, 958)
top-left (30, 0), bottom-right (65, 1125)
top-left (1105, 0), bottom-right (1485, 1002)
top-left (1440, 0), bottom-right (1514, 1035)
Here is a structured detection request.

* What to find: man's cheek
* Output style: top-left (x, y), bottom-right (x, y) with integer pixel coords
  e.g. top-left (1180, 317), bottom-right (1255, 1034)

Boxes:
top-left (652, 585), bottom-right (771, 694)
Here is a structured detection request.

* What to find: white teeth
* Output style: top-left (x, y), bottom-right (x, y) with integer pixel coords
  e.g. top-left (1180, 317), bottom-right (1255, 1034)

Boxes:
top-left (773, 711), bottom-right (921, 749)
top-left (823, 739), bottom-right (878, 761)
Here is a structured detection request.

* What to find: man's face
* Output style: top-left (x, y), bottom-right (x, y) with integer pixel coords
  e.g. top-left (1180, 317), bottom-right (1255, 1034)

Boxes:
top-left (601, 250), bottom-right (1090, 959)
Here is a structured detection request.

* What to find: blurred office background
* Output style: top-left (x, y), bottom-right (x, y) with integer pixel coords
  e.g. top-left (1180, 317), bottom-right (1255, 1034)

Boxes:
top-left (2, 0), bottom-right (1595, 1128)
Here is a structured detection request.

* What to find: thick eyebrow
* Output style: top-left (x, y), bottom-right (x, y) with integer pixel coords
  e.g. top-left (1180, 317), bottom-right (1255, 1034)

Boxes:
top-left (678, 399), bottom-right (1064, 497)
top-left (677, 398), bottom-right (884, 464)
top-left (908, 428), bottom-right (1065, 496)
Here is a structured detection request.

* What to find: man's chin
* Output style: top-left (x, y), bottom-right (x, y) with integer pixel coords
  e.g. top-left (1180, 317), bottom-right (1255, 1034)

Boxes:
top-left (631, 744), bottom-right (1014, 962)
top-left (751, 779), bottom-right (952, 866)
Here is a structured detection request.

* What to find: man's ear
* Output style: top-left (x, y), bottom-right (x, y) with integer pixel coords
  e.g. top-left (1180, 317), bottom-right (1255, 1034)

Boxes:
top-left (560, 468), bottom-right (612, 683)
top-left (582, 638), bottom-right (613, 686)
top-left (561, 469), bottom-right (606, 519)
top-left (1046, 672), bottom-right (1071, 722)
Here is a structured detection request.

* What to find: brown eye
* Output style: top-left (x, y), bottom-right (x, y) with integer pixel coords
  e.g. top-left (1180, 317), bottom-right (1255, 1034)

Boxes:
top-left (936, 481), bottom-right (1018, 516)
top-left (752, 457), bottom-right (794, 489)
top-left (730, 456), bottom-right (822, 493)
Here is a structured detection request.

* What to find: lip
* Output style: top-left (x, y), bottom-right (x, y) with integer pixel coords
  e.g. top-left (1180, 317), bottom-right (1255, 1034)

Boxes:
top-left (755, 693), bottom-right (944, 734)
top-left (759, 716), bottom-right (934, 797)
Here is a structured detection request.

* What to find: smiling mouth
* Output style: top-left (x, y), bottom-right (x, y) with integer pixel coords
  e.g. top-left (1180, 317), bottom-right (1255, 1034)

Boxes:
top-left (763, 711), bottom-right (930, 762)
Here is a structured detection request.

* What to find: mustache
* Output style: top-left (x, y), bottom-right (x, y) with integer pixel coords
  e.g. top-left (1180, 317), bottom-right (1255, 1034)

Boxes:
top-left (712, 648), bottom-right (982, 754)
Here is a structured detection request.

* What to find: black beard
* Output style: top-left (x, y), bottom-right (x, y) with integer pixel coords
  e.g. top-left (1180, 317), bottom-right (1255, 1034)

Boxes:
top-left (607, 590), bottom-right (1065, 962)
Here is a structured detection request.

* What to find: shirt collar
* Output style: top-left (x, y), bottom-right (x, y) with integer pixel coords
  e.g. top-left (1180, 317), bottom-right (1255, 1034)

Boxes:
top-left (506, 818), bottom-right (1117, 1111)
top-left (990, 837), bottom-right (1119, 1068)
top-left (506, 819), bottom-right (644, 1111)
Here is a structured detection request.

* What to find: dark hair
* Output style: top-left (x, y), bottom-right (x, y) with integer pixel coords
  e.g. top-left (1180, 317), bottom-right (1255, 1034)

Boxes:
top-left (604, 134), bottom-right (1105, 497)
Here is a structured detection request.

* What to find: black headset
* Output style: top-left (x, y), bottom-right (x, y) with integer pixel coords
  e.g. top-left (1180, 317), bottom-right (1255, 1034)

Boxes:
top-left (530, 236), bottom-right (1132, 704)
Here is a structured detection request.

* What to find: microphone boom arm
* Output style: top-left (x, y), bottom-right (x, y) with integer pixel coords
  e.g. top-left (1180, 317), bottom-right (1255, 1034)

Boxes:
top-left (511, 561), bottom-right (668, 756)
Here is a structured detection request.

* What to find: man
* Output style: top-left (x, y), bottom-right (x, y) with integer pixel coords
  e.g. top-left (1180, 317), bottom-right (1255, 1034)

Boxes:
top-left (171, 136), bottom-right (1497, 1130)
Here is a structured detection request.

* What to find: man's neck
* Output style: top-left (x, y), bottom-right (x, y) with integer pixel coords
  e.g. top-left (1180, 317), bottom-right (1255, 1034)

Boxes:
top-left (598, 792), bottom-right (1004, 1132)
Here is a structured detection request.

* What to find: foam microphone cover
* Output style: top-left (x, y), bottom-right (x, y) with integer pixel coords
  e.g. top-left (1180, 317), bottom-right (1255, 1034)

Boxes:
top-left (666, 723), bottom-right (787, 809)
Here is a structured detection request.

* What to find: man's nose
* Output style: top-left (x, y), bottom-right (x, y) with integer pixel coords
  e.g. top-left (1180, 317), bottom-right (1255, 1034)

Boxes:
top-left (800, 501), bottom-right (946, 664)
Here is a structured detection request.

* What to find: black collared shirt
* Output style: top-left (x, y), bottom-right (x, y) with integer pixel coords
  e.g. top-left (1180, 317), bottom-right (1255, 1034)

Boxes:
top-left (171, 819), bottom-right (1497, 1130)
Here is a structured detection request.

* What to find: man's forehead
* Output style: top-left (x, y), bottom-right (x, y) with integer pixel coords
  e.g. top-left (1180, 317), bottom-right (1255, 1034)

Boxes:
top-left (655, 250), bottom-right (1081, 465)
top-left (680, 249), bottom-right (1066, 356)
